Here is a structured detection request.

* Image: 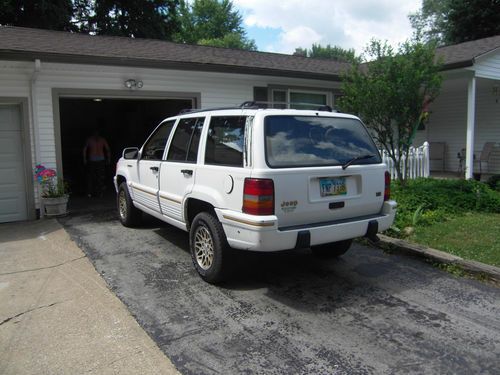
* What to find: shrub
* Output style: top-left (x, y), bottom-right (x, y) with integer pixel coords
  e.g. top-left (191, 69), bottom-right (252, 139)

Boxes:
top-left (486, 175), bottom-right (500, 192)
top-left (391, 178), bottom-right (500, 233)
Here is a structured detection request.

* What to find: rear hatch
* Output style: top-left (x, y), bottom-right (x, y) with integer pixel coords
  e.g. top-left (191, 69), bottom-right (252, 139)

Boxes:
top-left (259, 115), bottom-right (386, 229)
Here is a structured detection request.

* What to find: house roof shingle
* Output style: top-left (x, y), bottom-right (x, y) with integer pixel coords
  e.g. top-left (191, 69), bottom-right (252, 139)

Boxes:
top-left (1, 26), bottom-right (499, 79)
top-left (435, 34), bottom-right (500, 69)
top-left (0, 26), bottom-right (350, 81)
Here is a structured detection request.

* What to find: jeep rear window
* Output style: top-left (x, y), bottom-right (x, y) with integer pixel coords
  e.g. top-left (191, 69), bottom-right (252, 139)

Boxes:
top-left (264, 116), bottom-right (381, 168)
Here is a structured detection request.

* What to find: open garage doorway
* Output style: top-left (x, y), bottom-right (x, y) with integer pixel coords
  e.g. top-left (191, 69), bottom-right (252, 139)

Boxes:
top-left (59, 97), bottom-right (193, 201)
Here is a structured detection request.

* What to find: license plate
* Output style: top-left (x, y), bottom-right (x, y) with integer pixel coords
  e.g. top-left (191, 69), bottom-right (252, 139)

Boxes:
top-left (319, 177), bottom-right (347, 197)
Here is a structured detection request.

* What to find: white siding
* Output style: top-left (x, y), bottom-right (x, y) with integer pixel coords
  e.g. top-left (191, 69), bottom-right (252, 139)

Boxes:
top-left (0, 59), bottom-right (340, 209)
top-left (474, 50), bottom-right (500, 80)
top-left (417, 77), bottom-right (467, 172)
top-left (471, 51), bottom-right (500, 176)
top-left (0, 61), bottom-right (39, 206)
top-left (0, 61), bottom-right (32, 160)
top-left (475, 77), bottom-right (500, 174)
top-left (421, 75), bottom-right (500, 175)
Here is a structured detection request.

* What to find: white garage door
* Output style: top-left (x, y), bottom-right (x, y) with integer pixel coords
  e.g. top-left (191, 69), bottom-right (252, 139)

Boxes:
top-left (0, 105), bottom-right (28, 223)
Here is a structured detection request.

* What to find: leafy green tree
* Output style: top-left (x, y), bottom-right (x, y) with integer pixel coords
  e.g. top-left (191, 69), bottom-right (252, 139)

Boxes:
top-left (410, 0), bottom-right (500, 44)
top-left (338, 40), bottom-right (442, 183)
top-left (92, 0), bottom-right (181, 39)
top-left (72, 0), bottom-right (96, 33)
top-left (408, 0), bottom-right (449, 43)
top-left (198, 32), bottom-right (256, 50)
top-left (0, 0), bottom-right (255, 49)
top-left (176, 0), bottom-right (256, 50)
top-left (309, 44), bottom-right (358, 62)
top-left (0, 0), bottom-right (182, 38)
top-left (445, 0), bottom-right (500, 43)
top-left (294, 44), bottom-right (358, 63)
top-left (293, 47), bottom-right (308, 57)
top-left (0, 0), bottom-right (74, 31)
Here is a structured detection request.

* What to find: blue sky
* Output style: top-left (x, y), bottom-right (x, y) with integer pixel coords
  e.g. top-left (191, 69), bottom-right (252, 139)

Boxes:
top-left (232, 0), bottom-right (422, 54)
top-left (245, 25), bottom-right (282, 52)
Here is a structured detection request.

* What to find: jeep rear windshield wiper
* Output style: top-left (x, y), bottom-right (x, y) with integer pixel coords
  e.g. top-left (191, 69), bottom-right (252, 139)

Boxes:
top-left (342, 154), bottom-right (376, 170)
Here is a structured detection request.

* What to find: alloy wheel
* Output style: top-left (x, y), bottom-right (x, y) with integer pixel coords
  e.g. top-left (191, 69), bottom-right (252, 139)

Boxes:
top-left (118, 190), bottom-right (127, 219)
top-left (194, 226), bottom-right (214, 270)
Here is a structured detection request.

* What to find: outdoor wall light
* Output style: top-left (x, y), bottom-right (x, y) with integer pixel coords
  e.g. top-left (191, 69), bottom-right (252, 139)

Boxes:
top-left (124, 79), bottom-right (143, 90)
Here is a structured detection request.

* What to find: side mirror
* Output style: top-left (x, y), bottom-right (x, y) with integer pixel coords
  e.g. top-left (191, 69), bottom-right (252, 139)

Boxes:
top-left (123, 147), bottom-right (139, 160)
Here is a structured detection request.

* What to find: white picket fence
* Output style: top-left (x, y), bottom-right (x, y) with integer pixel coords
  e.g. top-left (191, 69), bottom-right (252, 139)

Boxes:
top-left (380, 141), bottom-right (430, 180)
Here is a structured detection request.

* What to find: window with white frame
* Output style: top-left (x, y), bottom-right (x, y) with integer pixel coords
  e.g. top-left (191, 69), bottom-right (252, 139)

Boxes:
top-left (271, 89), bottom-right (330, 109)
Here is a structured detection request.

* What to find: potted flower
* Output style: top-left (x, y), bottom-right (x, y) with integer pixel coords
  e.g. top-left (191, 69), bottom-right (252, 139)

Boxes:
top-left (34, 164), bottom-right (69, 216)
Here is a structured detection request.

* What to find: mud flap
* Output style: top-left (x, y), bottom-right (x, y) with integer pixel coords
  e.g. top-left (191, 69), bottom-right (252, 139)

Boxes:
top-left (365, 220), bottom-right (379, 242)
top-left (295, 230), bottom-right (311, 249)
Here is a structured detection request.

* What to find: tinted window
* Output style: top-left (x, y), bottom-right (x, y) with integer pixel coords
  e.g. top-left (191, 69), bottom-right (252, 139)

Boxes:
top-left (167, 117), bottom-right (204, 162)
top-left (265, 116), bottom-right (381, 168)
top-left (141, 120), bottom-right (175, 160)
top-left (205, 116), bottom-right (246, 167)
top-left (187, 118), bottom-right (204, 162)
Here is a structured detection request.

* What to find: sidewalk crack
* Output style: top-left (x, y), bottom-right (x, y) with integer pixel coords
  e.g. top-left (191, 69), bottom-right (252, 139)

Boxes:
top-left (0, 255), bottom-right (86, 276)
top-left (0, 301), bottom-right (63, 326)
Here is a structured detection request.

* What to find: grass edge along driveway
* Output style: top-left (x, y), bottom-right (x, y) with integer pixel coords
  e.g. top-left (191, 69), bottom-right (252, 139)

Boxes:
top-left (388, 178), bottom-right (500, 268)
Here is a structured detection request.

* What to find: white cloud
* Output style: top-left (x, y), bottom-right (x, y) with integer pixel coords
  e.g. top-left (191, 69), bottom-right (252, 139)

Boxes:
top-left (279, 26), bottom-right (323, 52)
top-left (233, 0), bottom-right (421, 54)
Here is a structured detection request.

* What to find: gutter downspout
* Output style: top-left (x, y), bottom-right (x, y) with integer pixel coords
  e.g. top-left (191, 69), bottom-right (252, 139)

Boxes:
top-left (30, 59), bottom-right (42, 213)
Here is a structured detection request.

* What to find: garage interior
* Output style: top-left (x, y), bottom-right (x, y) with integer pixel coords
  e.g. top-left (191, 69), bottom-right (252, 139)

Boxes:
top-left (59, 97), bottom-right (193, 199)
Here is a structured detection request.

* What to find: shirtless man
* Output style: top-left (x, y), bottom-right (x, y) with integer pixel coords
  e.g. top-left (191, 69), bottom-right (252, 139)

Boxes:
top-left (83, 129), bottom-right (111, 197)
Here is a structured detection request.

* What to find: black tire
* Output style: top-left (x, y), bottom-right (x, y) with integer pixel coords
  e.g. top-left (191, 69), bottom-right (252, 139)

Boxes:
top-left (311, 239), bottom-right (353, 258)
top-left (189, 212), bottom-right (230, 284)
top-left (117, 182), bottom-right (141, 227)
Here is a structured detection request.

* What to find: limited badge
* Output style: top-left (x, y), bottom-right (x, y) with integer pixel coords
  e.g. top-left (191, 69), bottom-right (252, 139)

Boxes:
top-left (281, 200), bottom-right (298, 213)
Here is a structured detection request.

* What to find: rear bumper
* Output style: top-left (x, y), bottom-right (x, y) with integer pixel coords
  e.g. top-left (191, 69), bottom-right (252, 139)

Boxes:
top-left (216, 200), bottom-right (397, 252)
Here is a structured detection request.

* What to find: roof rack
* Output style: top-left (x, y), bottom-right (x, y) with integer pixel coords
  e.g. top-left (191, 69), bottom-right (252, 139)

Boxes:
top-left (178, 106), bottom-right (237, 115)
top-left (178, 101), bottom-right (337, 115)
top-left (242, 101), bottom-right (337, 112)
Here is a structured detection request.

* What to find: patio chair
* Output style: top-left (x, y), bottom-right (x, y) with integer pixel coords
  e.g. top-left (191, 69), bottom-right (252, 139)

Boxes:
top-left (457, 148), bottom-right (466, 175)
top-left (477, 142), bottom-right (495, 173)
top-left (429, 142), bottom-right (446, 172)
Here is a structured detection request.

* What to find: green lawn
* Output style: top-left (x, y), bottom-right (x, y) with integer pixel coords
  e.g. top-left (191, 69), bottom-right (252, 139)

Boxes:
top-left (408, 212), bottom-right (500, 267)
top-left (388, 178), bottom-right (500, 268)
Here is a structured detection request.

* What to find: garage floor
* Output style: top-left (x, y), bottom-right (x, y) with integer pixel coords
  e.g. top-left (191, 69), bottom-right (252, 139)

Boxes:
top-left (58, 206), bottom-right (500, 375)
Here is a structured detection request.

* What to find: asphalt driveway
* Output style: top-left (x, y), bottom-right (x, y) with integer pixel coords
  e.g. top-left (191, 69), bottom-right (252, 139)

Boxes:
top-left (59, 203), bottom-right (500, 374)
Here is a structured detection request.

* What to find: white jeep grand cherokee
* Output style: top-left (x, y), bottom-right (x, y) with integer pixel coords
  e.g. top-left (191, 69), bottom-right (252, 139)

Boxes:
top-left (114, 103), bottom-right (396, 283)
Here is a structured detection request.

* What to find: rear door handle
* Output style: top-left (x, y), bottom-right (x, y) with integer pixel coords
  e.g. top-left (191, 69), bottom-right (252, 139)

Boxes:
top-left (150, 166), bottom-right (159, 172)
top-left (181, 169), bottom-right (193, 176)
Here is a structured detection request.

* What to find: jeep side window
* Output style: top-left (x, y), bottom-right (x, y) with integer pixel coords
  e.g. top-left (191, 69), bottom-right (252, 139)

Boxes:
top-left (167, 117), bottom-right (204, 162)
top-left (205, 116), bottom-right (246, 167)
top-left (141, 120), bottom-right (175, 160)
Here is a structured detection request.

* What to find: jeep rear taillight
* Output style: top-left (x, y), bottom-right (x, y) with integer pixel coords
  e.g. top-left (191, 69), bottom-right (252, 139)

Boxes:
top-left (384, 171), bottom-right (391, 201)
top-left (243, 178), bottom-right (274, 215)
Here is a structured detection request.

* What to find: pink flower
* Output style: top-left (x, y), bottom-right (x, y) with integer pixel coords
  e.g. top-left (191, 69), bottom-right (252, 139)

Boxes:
top-left (39, 169), bottom-right (56, 177)
top-left (34, 164), bottom-right (57, 184)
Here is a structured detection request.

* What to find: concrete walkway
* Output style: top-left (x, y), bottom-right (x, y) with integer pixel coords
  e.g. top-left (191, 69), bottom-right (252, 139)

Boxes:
top-left (0, 219), bottom-right (179, 375)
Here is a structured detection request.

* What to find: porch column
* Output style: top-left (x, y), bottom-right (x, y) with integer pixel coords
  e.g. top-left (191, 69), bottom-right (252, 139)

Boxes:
top-left (465, 75), bottom-right (476, 179)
